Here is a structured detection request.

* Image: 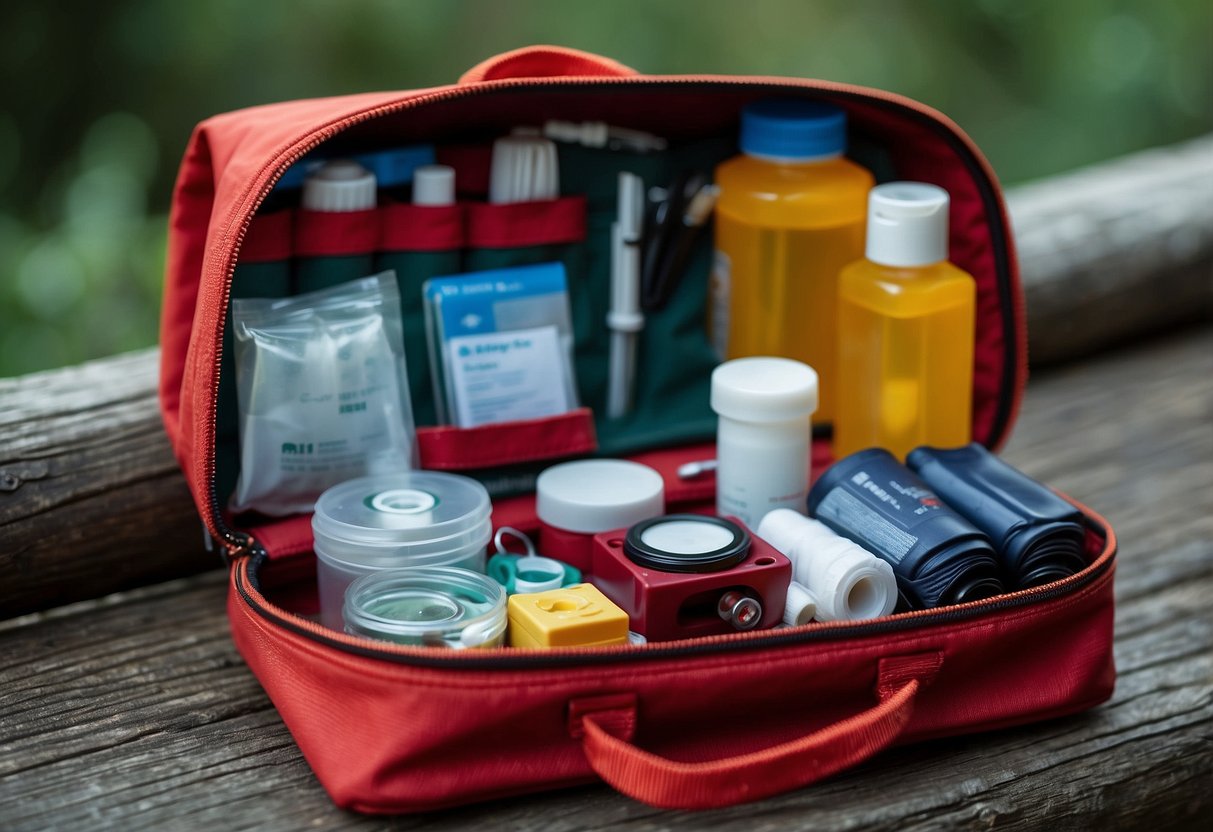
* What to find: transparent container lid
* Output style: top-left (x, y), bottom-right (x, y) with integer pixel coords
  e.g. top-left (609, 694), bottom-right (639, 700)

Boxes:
top-left (312, 472), bottom-right (492, 567)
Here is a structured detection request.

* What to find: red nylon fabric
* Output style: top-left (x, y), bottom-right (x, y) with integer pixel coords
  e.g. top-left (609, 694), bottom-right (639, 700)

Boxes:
top-left (380, 202), bottom-right (464, 251)
top-left (416, 407), bottom-right (597, 470)
top-left (464, 195), bottom-right (587, 248)
top-left (580, 672), bottom-right (922, 809)
top-left (293, 207), bottom-right (380, 257)
top-left (230, 514), bottom-right (1115, 813)
top-left (158, 46), bottom-right (1088, 813)
top-left (460, 45), bottom-right (638, 85)
top-left (239, 209), bottom-right (294, 263)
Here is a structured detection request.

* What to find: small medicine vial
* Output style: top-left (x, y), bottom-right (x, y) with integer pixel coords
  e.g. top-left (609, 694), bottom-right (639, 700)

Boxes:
top-left (711, 356), bottom-right (818, 529)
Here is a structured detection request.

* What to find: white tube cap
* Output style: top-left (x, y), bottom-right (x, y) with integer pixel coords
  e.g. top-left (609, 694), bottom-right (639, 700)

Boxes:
top-left (536, 460), bottom-right (665, 533)
top-left (711, 357), bottom-right (818, 423)
top-left (302, 160), bottom-right (377, 212)
top-left (865, 182), bottom-right (950, 268)
top-left (413, 164), bottom-right (456, 206)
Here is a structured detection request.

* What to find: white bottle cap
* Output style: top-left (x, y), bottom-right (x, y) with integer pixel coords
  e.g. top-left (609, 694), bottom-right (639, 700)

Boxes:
top-left (302, 159), bottom-right (377, 212)
top-left (412, 164), bottom-right (456, 206)
top-left (711, 357), bottom-right (818, 423)
top-left (865, 182), bottom-right (950, 268)
top-left (536, 460), bottom-right (665, 534)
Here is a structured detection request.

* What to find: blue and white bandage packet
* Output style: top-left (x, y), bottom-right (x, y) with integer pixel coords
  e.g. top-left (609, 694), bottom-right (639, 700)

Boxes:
top-left (424, 262), bottom-right (579, 427)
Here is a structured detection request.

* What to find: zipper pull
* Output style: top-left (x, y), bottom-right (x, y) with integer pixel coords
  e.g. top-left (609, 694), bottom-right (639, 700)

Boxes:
top-left (216, 528), bottom-right (265, 568)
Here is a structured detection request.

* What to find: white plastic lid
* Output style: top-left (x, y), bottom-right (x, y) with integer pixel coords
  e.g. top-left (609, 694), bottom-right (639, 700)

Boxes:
top-left (536, 460), bottom-right (664, 534)
top-left (711, 357), bottom-right (818, 423)
top-left (412, 164), bottom-right (455, 206)
top-left (312, 472), bottom-right (492, 568)
top-left (865, 182), bottom-right (950, 268)
top-left (302, 159), bottom-right (377, 212)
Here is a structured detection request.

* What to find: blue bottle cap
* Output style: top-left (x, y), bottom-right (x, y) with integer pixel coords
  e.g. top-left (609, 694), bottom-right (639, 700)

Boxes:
top-left (740, 99), bottom-right (847, 160)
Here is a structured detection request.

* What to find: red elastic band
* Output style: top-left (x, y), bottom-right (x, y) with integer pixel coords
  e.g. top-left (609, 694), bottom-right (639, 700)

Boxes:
top-left (465, 196), bottom-right (586, 249)
top-left (416, 407), bottom-right (596, 470)
top-left (239, 209), bottom-right (294, 263)
top-left (294, 208), bottom-right (381, 257)
top-left (380, 203), bottom-right (464, 252)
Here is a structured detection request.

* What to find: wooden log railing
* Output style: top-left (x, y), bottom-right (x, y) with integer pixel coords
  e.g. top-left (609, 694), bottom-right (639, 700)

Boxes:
top-left (1, 135), bottom-right (1211, 619)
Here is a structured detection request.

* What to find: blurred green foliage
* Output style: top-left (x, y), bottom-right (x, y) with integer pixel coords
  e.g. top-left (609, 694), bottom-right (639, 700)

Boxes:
top-left (1, 0), bottom-right (1209, 377)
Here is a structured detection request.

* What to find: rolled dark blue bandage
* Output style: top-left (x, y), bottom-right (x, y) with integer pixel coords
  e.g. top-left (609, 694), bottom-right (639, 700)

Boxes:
top-left (907, 443), bottom-right (1087, 589)
top-left (807, 449), bottom-right (1004, 610)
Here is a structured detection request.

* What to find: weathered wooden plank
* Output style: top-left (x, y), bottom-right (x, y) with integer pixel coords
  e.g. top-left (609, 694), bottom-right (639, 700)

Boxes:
top-left (1010, 134), bottom-right (1213, 364)
top-left (0, 328), bottom-right (1208, 830)
top-left (0, 350), bottom-right (214, 617)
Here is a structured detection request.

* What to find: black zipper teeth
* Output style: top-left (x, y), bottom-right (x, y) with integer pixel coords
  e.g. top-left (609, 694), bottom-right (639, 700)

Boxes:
top-left (236, 537), bottom-right (1114, 669)
top-left (206, 77), bottom-right (1030, 665)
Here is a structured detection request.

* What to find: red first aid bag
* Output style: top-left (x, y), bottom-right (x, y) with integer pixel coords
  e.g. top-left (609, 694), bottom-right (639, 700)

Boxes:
top-left (159, 46), bottom-right (1115, 813)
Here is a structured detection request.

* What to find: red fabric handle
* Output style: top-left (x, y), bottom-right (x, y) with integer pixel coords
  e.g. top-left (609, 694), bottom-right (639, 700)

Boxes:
top-left (459, 45), bottom-right (637, 85)
top-left (580, 658), bottom-right (937, 809)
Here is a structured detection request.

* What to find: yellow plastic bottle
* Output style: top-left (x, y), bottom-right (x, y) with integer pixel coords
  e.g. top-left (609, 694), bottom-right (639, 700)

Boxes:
top-left (834, 182), bottom-right (976, 460)
top-left (712, 99), bottom-right (873, 425)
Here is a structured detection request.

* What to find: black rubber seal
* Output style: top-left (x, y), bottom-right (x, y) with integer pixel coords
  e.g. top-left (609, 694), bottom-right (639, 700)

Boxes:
top-left (623, 514), bottom-right (751, 573)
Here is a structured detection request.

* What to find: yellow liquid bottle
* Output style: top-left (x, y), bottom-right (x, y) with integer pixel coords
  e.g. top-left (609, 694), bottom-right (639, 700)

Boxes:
top-left (834, 182), bottom-right (975, 460)
top-left (711, 100), bottom-right (872, 426)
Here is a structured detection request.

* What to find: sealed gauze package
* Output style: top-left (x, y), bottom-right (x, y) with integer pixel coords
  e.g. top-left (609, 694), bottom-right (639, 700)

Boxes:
top-left (230, 271), bottom-right (415, 516)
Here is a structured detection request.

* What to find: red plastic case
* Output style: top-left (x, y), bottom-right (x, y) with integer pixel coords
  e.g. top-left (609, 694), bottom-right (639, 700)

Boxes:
top-left (590, 519), bottom-right (793, 641)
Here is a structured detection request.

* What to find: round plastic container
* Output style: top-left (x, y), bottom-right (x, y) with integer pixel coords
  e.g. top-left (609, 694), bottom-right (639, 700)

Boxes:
top-left (343, 567), bottom-right (507, 649)
top-left (711, 356), bottom-right (818, 529)
top-left (312, 472), bottom-right (492, 629)
top-left (535, 459), bottom-right (665, 572)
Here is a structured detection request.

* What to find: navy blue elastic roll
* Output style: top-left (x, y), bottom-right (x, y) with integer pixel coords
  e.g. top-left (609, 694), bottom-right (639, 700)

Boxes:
top-left (807, 449), bottom-right (1004, 610)
top-left (907, 443), bottom-right (1087, 589)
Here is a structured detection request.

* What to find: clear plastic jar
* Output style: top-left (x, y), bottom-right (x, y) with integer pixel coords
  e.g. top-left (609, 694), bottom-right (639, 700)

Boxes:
top-left (343, 567), bottom-right (507, 649)
top-left (312, 472), bottom-right (492, 629)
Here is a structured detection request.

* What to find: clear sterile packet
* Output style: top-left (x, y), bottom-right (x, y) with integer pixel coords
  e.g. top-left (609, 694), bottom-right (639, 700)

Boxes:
top-left (230, 271), bottom-right (416, 516)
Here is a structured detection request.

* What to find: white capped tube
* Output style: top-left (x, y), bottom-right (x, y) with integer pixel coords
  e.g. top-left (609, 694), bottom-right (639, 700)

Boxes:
top-left (783, 582), bottom-right (818, 627)
top-left (758, 509), bottom-right (898, 622)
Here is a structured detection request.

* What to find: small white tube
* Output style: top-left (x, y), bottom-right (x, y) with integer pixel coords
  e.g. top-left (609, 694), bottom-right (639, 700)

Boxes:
top-left (606, 172), bottom-right (644, 419)
top-left (759, 509), bottom-right (898, 622)
top-left (783, 582), bottom-right (818, 626)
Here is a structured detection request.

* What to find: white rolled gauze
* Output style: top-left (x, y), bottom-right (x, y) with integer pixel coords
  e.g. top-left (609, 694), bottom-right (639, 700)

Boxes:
top-left (758, 509), bottom-right (898, 622)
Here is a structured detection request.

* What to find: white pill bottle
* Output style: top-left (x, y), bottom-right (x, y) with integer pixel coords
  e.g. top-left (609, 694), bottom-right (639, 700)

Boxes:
top-left (711, 357), bottom-right (818, 529)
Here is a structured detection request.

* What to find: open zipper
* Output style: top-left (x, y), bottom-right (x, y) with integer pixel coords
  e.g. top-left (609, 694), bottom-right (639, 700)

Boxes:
top-left (235, 515), bottom-right (1115, 669)
top-left (203, 75), bottom-right (1035, 664)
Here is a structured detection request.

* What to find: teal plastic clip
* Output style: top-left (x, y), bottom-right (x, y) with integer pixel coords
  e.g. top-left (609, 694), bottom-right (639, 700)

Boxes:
top-left (487, 527), bottom-right (582, 595)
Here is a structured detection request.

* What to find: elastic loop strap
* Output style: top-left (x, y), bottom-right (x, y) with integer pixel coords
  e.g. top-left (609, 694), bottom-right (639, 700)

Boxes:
top-left (578, 653), bottom-right (941, 809)
top-left (460, 45), bottom-right (637, 85)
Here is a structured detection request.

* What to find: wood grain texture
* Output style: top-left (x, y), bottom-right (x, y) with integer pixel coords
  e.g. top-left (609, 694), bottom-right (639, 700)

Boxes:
top-left (1, 328), bottom-right (1208, 831)
top-left (0, 350), bottom-right (214, 617)
top-left (1010, 133), bottom-right (1213, 364)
